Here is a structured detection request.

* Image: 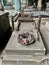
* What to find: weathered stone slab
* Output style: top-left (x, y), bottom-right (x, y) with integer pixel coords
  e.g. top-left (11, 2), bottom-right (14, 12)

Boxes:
top-left (40, 27), bottom-right (49, 54)
top-left (1, 61), bottom-right (38, 65)
top-left (2, 55), bottom-right (49, 62)
top-left (19, 22), bottom-right (35, 31)
top-left (5, 30), bottom-right (45, 55)
top-left (2, 55), bottom-right (49, 65)
top-left (1, 55), bottom-right (43, 65)
top-left (23, 11), bottom-right (49, 17)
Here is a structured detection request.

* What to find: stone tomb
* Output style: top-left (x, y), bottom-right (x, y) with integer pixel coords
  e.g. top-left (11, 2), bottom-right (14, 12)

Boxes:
top-left (4, 21), bottom-right (46, 55)
top-left (1, 21), bottom-right (46, 65)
